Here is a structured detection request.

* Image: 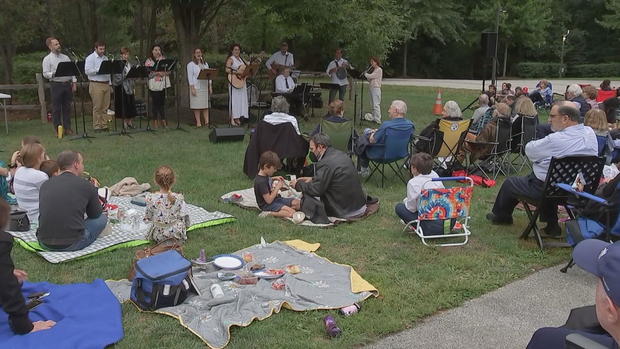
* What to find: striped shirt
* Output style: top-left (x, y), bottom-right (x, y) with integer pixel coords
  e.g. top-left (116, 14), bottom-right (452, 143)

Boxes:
top-left (13, 167), bottom-right (48, 223)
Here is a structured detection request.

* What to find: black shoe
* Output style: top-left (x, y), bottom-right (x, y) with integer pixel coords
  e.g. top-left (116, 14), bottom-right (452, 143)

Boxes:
top-left (541, 224), bottom-right (562, 238)
top-left (486, 212), bottom-right (513, 225)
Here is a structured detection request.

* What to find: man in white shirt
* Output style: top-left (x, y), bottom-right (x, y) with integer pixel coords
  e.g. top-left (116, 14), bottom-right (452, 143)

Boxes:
top-left (265, 42), bottom-right (295, 78)
top-left (42, 37), bottom-right (76, 136)
top-left (326, 48), bottom-right (350, 103)
top-left (263, 96), bottom-right (300, 135)
top-left (487, 101), bottom-right (598, 235)
top-left (84, 41), bottom-right (111, 131)
top-left (275, 67), bottom-right (295, 94)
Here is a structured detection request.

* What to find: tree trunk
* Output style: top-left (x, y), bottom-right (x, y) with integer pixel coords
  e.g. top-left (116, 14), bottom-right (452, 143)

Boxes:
top-left (89, 0), bottom-right (98, 44)
top-left (0, 45), bottom-right (15, 84)
top-left (135, 0), bottom-right (144, 59)
top-left (502, 44), bottom-right (508, 77)
top-left (402, 40), bottom-right (408, 77)
top-left (146, 4), bottom-right (157, 53)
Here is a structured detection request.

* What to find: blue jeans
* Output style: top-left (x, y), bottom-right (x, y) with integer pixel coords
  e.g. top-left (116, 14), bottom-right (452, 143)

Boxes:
top-left (395, 203), bottom-right (418, 223)
top-left (45, 214), bottom-right (108, 251)
top-left (395, 203), bottom-right (446, 236)
top-left (329, 85), bottom-right (347, 103)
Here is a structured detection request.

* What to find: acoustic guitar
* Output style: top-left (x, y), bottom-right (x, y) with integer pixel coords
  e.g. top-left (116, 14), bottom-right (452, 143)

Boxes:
top-left (227, 56), bottom-right (262, 89)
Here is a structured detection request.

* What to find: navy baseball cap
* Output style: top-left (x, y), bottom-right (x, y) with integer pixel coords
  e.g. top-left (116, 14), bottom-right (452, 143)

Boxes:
top-left (573, 239), bottom-right (620, 305)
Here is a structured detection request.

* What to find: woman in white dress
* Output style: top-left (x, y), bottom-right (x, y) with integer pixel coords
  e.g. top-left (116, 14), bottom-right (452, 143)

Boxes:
top-left (186, 48), bottom-right (212, 128)
top-left (225, 44), bottom-right (248, 126)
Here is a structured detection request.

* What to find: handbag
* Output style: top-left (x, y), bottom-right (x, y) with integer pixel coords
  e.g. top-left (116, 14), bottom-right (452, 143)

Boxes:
top-left (8, 210), bottom-right (30, 232)
top-left (128, 238), bottom-right (184, 280)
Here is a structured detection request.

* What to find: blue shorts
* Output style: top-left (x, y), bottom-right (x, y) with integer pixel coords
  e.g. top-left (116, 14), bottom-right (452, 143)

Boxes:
top-left (262, 197), bottom-right (295, 212)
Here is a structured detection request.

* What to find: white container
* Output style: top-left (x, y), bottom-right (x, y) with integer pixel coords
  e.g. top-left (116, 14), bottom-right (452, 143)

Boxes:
top-left (210, 284), bottom-right (224, 298)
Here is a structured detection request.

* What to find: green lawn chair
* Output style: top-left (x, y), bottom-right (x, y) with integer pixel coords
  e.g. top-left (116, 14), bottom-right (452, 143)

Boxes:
top-left (319, 119), bottom-right (354, 154)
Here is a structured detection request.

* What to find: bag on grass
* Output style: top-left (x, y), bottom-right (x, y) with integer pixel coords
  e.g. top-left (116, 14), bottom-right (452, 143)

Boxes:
top-left (565, 217), bottom-right (606, 246)
top-left (128, 238), bottom-right (184, 280)
top-left (130, 250), bottom-right (197, 311)
top-left (9, 210), bottom-right (30, 232)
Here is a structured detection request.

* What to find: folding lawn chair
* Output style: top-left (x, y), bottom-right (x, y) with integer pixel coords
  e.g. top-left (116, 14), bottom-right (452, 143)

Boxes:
top-left (510, 115), bottom-right (537, 173)
top-left (403, 176), bottom-right (474, 247)
top-left (418, 119), bottom-right (472, 174)
top-left (319, 119), bottom-right (354, 155)
top-left (366, 126), bottom-right (413, 187)
top-left (467, 117), bottom-right (512, 180)
top-left (517, 156), bottom-right (605, 250)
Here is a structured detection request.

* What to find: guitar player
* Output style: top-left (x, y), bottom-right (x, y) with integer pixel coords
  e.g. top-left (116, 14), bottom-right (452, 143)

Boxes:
top-left (326, 48), bottom-right (350, 103)
top-left (265, 42), bottom-right (295, 88)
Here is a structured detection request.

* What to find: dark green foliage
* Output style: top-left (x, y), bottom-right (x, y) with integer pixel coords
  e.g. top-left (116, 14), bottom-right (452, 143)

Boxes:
top-left (516, 62), bottom-right (565, 78)
top-left (568, 63), bottom-right (620, 78)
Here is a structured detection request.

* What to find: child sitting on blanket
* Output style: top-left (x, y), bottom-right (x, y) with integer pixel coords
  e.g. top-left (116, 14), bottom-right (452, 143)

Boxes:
top-left (39, 160), bottom-right (60, 178)
top-left (0, 198), bottom-right (56, 334)
top-left (254, 151), bottom-right (301, 218)
top-left (143, 166), bottom-right (189, 242)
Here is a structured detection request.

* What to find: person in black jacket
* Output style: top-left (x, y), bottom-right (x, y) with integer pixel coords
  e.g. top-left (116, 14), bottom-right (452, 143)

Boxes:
top-left (0, 198), bottom-right (56, 334)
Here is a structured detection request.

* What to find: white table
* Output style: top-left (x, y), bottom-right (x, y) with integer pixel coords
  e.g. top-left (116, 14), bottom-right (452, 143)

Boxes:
top-left (0, 93), bottom-right (9, 134)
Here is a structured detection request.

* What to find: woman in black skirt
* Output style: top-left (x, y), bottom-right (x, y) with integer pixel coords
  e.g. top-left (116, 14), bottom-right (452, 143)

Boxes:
top-left (112, 47), bottom-right (136, 129)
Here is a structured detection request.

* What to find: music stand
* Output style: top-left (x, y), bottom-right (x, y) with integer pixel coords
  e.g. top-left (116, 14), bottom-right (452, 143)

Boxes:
top-left (58, 60), bottom-right (95, 142)
top-left (152, 59), bottom-right (177, 130)
top-left (195, 68), bottom-right (217, 128)
top-left (96, 60), bottom-right (124, 133)
top-left (125, 65), bottom-right (153, 133)
top-left (53, 62), bottom-right (79, 135)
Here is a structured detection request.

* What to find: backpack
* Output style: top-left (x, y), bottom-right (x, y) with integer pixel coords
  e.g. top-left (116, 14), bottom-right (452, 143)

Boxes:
top-left (130, 250), bottom-right (197, 311)
top-left (565, 217), bottom-right (606, 247)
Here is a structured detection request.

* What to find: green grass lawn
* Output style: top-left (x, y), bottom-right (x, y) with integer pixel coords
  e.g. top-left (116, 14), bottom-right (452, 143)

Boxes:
top-left (2, 85), bottom-right (568, 348)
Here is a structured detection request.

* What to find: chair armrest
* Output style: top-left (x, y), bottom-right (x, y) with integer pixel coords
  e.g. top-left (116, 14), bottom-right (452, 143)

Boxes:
top-left (554, 183), bottom-right (610, 206)
top-left (565, 333), bottom-right (608, 349)
top-left (412, 135), bottom-right (430, 142)
top-left (465, 140), bottom-right (498, 146)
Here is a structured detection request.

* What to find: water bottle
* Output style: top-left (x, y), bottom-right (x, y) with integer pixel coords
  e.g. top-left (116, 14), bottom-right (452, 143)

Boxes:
top-left (57, 125), bottom-right (63, 139)
top-left (323, 315), bottom-right (341, 337)
top-left (210, 284), bottom-right (224, 299)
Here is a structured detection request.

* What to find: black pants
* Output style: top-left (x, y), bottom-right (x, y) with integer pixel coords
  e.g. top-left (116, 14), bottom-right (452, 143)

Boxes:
top-left (329, 85), bottom-right (347, 103)
top-left (492, 173), bottom-right (558, 224)
top-left (150, 90), bottom-right (166, 121)
top-left (50, 82), bottom-right (73, 130)
top-left (529, 91), bottom-right (546, 106)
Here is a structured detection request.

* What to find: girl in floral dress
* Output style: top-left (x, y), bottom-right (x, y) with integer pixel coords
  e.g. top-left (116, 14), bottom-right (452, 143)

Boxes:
top-left (143, 166), bottom-right (188, 242)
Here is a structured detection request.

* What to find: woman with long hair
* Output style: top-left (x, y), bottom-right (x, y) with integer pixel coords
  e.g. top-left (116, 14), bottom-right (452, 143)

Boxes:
top-left (225, 43), bottom-right (249, 126)
top-left (112, 47), bottom-right (136, 129)
top-left (363, 56), bottom-right (383, 124)
top-left (144, 44), bottom-right (170, 128)
top-left (186, 48), bottom-right (212, 128)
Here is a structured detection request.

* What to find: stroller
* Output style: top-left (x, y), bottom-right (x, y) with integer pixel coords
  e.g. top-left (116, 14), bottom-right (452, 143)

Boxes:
top-left (403, 176), bottom-right (474, 247)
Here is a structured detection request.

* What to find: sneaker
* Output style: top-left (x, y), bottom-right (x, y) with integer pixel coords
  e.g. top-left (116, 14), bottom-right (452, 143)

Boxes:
top-left (486, 212), bottom-right (513, 225)
top-left (258, 211), bottom-right (271, 218)
top-left (364, 113), bottom-right (374, 122)
top-left (374, 118), bottom-right (382, 124)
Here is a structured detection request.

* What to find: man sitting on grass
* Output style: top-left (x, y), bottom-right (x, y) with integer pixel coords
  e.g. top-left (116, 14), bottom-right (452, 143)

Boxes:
top-left (254, 151), bottom-right (300, 218)
top-left (37, 150), bottom-right (108, 251)
top-left (486, 101), bottom-right (598, 236)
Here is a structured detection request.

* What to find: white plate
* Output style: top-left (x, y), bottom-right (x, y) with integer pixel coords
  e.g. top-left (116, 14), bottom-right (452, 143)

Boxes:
top-left (253, 271), bottom-right (285, 279)
top-left (213, 255), bottom-right (244, 270)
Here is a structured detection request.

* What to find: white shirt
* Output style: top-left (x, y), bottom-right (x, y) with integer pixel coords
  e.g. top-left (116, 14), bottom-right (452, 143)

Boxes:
top-left (275, 75), bottom-right (295, 94)
top-left (326, 58), bottom-right (350, 86)
top-left (265, 51), bottom-right (294, 70)
top-left (13, 167), bottom-right (49, 223)
top-left (526, 123), bottom-right (599, 181)
top-left (364, 67), bottom-right (383, 88)
top-left (263, 112), bottom-right (300, 135)
top-left (84, 51), bottom-right (109, 82)
top-left (186, 61), bottom-right (211, 89)
top-left (42, 52), bottom-right (76, 82)
top-left (403, 171), bottom-right (444, 212)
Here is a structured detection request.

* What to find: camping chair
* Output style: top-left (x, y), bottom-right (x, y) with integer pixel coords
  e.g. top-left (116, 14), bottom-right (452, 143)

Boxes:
top-left (517, 156), bottom-right (605, 250)
top-left (319, 119), bottom-right (354, 155)
top-left (403, 176), bottom-right (474, 247)
top-left (467, 117), bottom-right (512, 180)
top-left (420, 119), bottom-right (472, 174)
top-left (510, 115), bottom-right (537, 173)
top-left (366, 126), bottom-right (413, 187)
top-left (596, 89), bottom-right (617, 103)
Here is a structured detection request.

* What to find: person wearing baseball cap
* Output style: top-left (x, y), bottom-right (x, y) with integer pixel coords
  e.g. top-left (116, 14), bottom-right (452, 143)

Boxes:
top-left (527, 239), bottom-right (620, 348)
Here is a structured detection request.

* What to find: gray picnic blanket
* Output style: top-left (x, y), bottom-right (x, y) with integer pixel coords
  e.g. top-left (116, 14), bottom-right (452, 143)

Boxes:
top-left (106, 240), bottom-right (378, 348)
top-left (7, 196), bottom-right (235, 263)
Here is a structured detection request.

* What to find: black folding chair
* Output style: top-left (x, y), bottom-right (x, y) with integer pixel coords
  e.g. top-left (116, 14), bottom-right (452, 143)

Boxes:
top-left (467, 117), bottom-right (512, 180)
top-left (510, 115), bottom-right (537, 173)
top-left (517, 156), bottom-right (605, 250)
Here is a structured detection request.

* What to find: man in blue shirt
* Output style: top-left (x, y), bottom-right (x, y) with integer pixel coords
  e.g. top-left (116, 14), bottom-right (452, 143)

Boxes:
top-left (358, 100), bottom-right (415, 176)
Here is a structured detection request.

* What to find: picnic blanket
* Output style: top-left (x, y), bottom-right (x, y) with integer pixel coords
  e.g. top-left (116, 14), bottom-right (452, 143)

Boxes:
top-left (7, 196), bottom-right (235, 263)
top-left (0, 279), bottom-right (123, 349)
top-left (106, 240), bottom-right (378, 349)
top-left (221, 188), bottom-right (379, 227)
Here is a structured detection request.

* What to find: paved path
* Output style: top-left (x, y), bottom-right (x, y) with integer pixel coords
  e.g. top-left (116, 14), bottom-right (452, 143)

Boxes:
top-left (383, 78), bottom-right (606, 91)
top-left (367, 265), bottom-right (596, 349)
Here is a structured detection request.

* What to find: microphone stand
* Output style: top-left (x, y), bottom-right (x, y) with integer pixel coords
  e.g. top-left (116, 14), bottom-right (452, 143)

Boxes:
top-left (68, 49), bottom-right (95, 142)
top-left (226, 65), bottom-right (238, 128)
top-left (170, 58), bottom-right (187, 132)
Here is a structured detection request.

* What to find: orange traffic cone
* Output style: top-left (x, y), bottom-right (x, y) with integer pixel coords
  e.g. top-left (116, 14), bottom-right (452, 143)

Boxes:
top-left (432, 90), bottom-right (443, 116)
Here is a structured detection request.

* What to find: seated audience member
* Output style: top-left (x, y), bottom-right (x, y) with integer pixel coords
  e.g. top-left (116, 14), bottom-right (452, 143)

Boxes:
top-left (527, 239), bottom-right (620, 348)
top-left (585, 109), bottom-right (610, 137)
top-left (37, 151), bottom-right (107, 251)
top-left (263, 96), bottom-right (300, 135)
top-left (503, 94), bottom-right (517, 118)
top-left (291, 133), bottom-right (367, 219)
top-left (415, 100), bottom-right (463, 153)
top-left (484, 84), bottom-right (496, 105)
top-left (254, 151), bottom-right (300, 218)
top-left (0, 162), bottom-right (15, 205)
top-left (311, 99), bottom-right (350, 136)
top-left (602, 97), bottom-right (620, 124)
top-left (514, 86), bottom-right (524, 98)
top-left (395, 152), bottom-right (443, 224)
top-left (357, 100), bottom-right (415, 175)
top-left (486, 101), bottom-right (598, 236)
top-left (9, 136), bottom-right (43, 172)
top-left (529, 80), bottom-right (552, 107)
top-left (499, 82), bottom-right (514, 97)
top-left (275, 67), bottom-right (295, 94)
top-left (143, 166), bottom-right (188, 242)
top-left (566, 83), bottom-right (591, 121)
top-left (13, 143), bottom-right (48, 223)
top-left (0, 199), bottom-right (56, 334)
top-left (583, 85), bottom-right (599, 110)
top-left (601, 79), bottom-right (613, 91)
top-left (471, 94), bottom-right (490, 126)
top-left (511, 98), bottom-right (539, 149)
top-left (39, 160), bottom-right (60, 178)
top-left (465, 102), bottom-right (511, 163)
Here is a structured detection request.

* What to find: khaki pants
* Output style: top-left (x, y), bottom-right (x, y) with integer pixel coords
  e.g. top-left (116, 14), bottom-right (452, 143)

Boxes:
top-left (89, 82), bottom-right (111, 129)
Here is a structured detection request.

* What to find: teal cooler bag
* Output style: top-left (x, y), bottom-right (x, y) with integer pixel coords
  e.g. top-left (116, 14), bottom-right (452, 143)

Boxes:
top-left (130, 250), bottom-right (196, 310)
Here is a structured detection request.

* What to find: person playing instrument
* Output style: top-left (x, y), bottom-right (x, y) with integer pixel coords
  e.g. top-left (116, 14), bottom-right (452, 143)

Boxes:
top-left (275, 67), bottom-right (296, 94)
top-left (145, 44), bottom-right (170, 129)
top-left (363, 56), bottom-right (383, 124)
top-left (42, 37), bottom-right (76, 136)
top-left (186, 48), bottom-right (212, 128)
top-left (84, 41), bottom-right (111, 132)
top-left (266, 42), bottom-right (295, 79)
top-left (326, 48), bottom-right (350, 103)
top-left (111, 47), bottom-right (136, 130)
top-left (225, 43), bottom-right (249, 126)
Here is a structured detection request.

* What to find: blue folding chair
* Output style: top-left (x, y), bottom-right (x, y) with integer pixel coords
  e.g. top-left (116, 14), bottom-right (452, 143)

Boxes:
top-left (365, 126), bottom-right (413, 187)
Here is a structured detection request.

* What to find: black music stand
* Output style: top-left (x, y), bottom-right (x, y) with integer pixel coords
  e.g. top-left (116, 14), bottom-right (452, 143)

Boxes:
top-left (152, 59), bottom-right (177, 130)
top-left (98, 60), bottom-right (128, 137)
top-left (59, 60), bottom-right (95, 142)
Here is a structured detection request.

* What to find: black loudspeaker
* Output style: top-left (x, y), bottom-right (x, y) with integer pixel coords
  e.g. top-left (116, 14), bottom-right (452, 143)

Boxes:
top-left (481, 32), bottom-right (498, 58)
top-left (209, 127), bottom-right (245, 143)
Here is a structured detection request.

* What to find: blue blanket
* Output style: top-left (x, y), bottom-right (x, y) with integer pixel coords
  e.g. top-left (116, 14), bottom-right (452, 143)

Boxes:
top-left (0, 279), bottom-right (123, 349)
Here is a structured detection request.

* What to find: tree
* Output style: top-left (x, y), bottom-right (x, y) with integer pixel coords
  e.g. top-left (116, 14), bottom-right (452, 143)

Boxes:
top-left (597, 0), bottom-right (620, 30)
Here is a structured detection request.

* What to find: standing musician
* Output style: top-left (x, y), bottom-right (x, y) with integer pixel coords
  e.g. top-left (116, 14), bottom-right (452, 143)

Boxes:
top-left (145, 44), bottom-right (170, 129)
top-left (265, 41), bottom-right (295, 80)
top-left (111, 47), bottom-right (136, 130)
top-left (225, 43), bottom-right (249, 126)
top-left (84, 41), bottom-right (111, 132)
top-left (326, 48), bottom-right (351, 103)
top-left (363, 56), bottom-right (383, 124)
top-left (186, 48), bottom-right (212, 128)
top-left (42, 37), bottom-right (76, 136)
